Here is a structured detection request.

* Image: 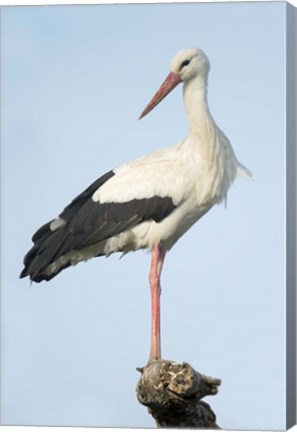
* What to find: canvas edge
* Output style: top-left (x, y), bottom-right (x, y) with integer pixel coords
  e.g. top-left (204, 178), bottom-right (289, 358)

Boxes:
top-left (286, 2), bottom-right (297, 430)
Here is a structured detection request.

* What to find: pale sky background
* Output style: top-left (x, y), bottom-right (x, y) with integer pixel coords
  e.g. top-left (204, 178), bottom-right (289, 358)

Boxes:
top-left (1, 2), bottom-right (289, 429)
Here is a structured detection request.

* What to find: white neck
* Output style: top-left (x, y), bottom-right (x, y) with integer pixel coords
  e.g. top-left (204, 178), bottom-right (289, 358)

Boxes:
top-left (182, 74), bottom-right (240, 205)
top-left (182, 75), bottom-right (214, 138)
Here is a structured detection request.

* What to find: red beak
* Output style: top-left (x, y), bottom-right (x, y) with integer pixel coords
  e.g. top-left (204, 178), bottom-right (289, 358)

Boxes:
top-left (139, 71), bottom-right (181, 120)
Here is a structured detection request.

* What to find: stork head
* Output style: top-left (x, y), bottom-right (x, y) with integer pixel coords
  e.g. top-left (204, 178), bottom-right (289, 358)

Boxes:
top-left (139, 48), bottom-right (210, 119)
top-left (170, 48), bottom-right (210, 82)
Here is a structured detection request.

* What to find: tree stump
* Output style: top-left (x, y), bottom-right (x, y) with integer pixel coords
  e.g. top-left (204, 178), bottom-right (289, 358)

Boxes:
top-left (136, 359), bottom-right (221, 428)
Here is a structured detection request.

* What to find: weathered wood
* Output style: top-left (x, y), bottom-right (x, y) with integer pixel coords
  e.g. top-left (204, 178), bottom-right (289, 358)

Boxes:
top-left (136, 359), bottom-right (221, 428)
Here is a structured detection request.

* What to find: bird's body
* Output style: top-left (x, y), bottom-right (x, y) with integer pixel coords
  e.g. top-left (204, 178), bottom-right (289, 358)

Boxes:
top-left (21, 47), bottom-right (250, 361)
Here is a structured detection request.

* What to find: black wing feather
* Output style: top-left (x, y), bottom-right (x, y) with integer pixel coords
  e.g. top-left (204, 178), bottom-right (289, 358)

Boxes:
top-left (20, 170), bottom-right (176, 283)
top-left (32, 170), bottom-right (115, 243)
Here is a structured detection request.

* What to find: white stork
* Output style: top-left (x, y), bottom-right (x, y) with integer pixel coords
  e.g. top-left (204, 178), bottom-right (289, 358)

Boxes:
top-left (20, 48), bottom-right (251, 362)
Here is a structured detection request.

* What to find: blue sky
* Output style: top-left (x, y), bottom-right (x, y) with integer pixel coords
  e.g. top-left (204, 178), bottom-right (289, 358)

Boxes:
top-left (1, 2), bottom-right (288, 429)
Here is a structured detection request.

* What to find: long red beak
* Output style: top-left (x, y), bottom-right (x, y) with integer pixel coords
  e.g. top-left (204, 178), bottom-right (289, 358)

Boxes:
top-left (139, 71), bottom-right (181, 120)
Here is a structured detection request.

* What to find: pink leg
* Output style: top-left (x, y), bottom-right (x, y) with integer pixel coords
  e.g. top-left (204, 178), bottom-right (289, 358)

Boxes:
top-left (149, 244), bottom-right (166, 362)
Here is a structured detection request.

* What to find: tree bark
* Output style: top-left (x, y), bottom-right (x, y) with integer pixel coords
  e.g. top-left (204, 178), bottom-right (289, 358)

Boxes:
top-left (136, 359), bottom-right (221, 428)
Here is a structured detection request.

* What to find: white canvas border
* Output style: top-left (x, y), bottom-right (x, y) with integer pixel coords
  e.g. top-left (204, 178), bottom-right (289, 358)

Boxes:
top-left (1, 1), bottom-right (296, 432)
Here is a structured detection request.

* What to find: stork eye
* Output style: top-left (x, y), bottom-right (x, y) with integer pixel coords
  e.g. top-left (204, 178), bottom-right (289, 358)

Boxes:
top-left (180, 59), bottom-right (190, 70)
